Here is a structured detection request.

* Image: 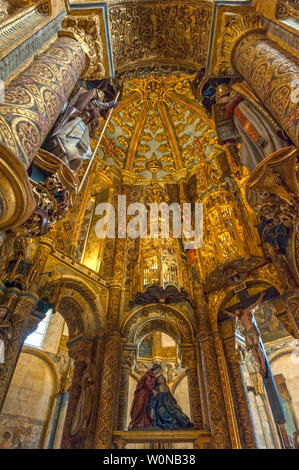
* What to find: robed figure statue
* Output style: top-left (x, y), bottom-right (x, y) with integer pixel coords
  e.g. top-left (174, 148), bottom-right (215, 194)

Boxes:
top-left (129, 363), bottom-right (161, 429)
top-left (215, 82), bottom-right (289, 172)
top-left (47, 84), bottom-right (118, 172)
top-left (129, 364), bottom-right (194, 430)
top-left (148, 375), bottom-right (194, 430)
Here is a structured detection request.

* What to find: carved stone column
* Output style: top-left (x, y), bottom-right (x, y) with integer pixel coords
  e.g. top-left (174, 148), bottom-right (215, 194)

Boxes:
top-left (197, 313), bottom-right (232, 449)
top-left (233, 32), bottom-right (299, 148)
top-left (223, 337), bottom-right (258, 449)
top-left (94, 332), bottom-right (121, 448)
top-left (117, 343), bottom-right (136, 431)
top-left (94, 183), bottom-right (128, 448)
top-left (194, 341), bottom-right (209, 430)
top-left (0, 240), bottom-right (52, 410)
top-left (60, 337), bottom-right (94, 449)
top-left (0, 35), bottom-right (85, 230)
top-left (0, 294), bottom-right (40, 411)
top-left (181, 345), bottom-right (203, 429)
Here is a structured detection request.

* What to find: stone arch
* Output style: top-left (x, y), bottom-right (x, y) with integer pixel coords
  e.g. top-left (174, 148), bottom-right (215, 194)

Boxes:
top-left (58, 296), bottom-right (84, 340)
top-left (122, 303), bottom-right (194, 344)
top-left (136, 320), bottom-right (180, 347)
top-left (54, 275), bottom-right (105, 337)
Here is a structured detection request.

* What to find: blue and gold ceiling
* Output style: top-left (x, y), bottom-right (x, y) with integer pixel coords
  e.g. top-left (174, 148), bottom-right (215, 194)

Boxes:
top-left (93, 75), bottom-right (221, 181)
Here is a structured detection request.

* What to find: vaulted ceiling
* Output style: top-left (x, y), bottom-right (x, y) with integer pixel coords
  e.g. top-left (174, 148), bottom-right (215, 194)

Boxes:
top-left (94, 75), bottom-right (220, 182)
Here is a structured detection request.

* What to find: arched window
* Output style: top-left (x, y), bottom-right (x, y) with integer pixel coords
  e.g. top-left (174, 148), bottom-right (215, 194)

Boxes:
top-left (24, 308), bottom-right (52, 348)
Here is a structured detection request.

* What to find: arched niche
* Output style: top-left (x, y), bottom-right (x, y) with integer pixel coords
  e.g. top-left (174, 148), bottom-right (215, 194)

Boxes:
top-left (122, 303), bottom-right (194, 345)
top-left (217, 279), bottom-right (286, 342)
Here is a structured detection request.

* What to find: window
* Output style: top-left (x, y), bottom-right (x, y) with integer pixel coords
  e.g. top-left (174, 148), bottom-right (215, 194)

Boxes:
top-left (24, 308), bottom-right (52, 348)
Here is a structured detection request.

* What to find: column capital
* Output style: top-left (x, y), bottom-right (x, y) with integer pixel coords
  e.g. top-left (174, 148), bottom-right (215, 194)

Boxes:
top-left (67, 336), bottom-right (94, 362)
top-left (59, 13), bottom-right (106, 80)
top-left (180, 344), bottom-right (197, 369)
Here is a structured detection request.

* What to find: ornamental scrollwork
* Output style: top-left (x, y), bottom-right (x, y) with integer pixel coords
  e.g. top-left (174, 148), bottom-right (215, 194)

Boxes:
top-left (60, 15), bottom-right (105, 79)
top-left (108, 4), bottom-right (212, 74)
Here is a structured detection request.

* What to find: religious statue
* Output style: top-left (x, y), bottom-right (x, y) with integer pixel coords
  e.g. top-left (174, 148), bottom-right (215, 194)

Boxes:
top-left (148, 375), bottom-right (194, 430)
top-left (47, 84), bottom-right (118, 172)
top-left (223, 292), bottom-right (267, 376)
top-left (71, 358), bottom-right (96, 435)
top-left (0, 306), bottom-right (12, 370)
top-left (215, 82), bottom-right (289, 172)
top-left (129, 363), bottom-right (161, 429)
top-left (129, 364), bottom-right (194, 430)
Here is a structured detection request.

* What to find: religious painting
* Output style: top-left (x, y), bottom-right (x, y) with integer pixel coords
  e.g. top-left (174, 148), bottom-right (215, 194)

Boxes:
top-left (0, 418), bottom-right (40, 449)
top-left (254, 303), bottom-right (289, 343)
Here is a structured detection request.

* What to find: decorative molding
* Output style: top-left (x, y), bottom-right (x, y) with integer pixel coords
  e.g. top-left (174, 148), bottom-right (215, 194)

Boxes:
top-left (209, 6), bottom-right (263, 76)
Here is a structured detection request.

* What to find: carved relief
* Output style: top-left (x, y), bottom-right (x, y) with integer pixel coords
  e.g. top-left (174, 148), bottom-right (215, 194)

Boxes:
top-left (276, 1), bottom-right (299, 20)
top-left (211, 11), bottom-right (263, 76)
top-left (234, 35), bottom-right (299, 147)
top-left (0, 297), bottom-right (37, 411)
top-left (94, 334), bottom-right (120, 448)
top-left (123, 305), bottom-right (193, 344)
top-left (60, 15), bottom-right (105, 79)
top-left (108, 3), bottom-right (212, 74)
top-left (0, 36), bottom-right (85, 168)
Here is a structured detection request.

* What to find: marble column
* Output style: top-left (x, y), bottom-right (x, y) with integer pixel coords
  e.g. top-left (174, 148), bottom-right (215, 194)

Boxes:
top-left (233, 32), bottom-right (299, 148)
top-left (0, 35), bottom-right (85, 230)
top-left (181, 345), bottom-right (203, 429)
top-left (117, 344), bottom-right (136, 431)
top-left (223, 337), bottom-right (258, 449)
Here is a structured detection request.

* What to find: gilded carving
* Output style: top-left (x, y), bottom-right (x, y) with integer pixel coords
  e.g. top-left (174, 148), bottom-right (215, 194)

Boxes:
top-left (123, 305), bottom-right (193, 344)
top-left (276, 1), bottom-right (299, 20)
top-left (60, 15), bottom-right (105, 79)
top-left (109, 3), bottom-right (212, 75)
top-left (234, 35), bottom-right (299, 148)
top-left (211, 10), bottom-right (263, 76)
top-left (94, 334), bottom-right (121, 448)
top-left (0, 36), bottom-right (85, 231)
top-left (246, 146), bottom-right (299, 229)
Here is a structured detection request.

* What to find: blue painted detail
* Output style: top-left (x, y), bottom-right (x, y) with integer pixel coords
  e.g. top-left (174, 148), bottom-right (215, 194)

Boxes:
top-left (66, 0), bottom-right (114, 77)
top-left (47, 393), bottom-right (63, 448)
top-left (0, 284), bottom-right (38, 301)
